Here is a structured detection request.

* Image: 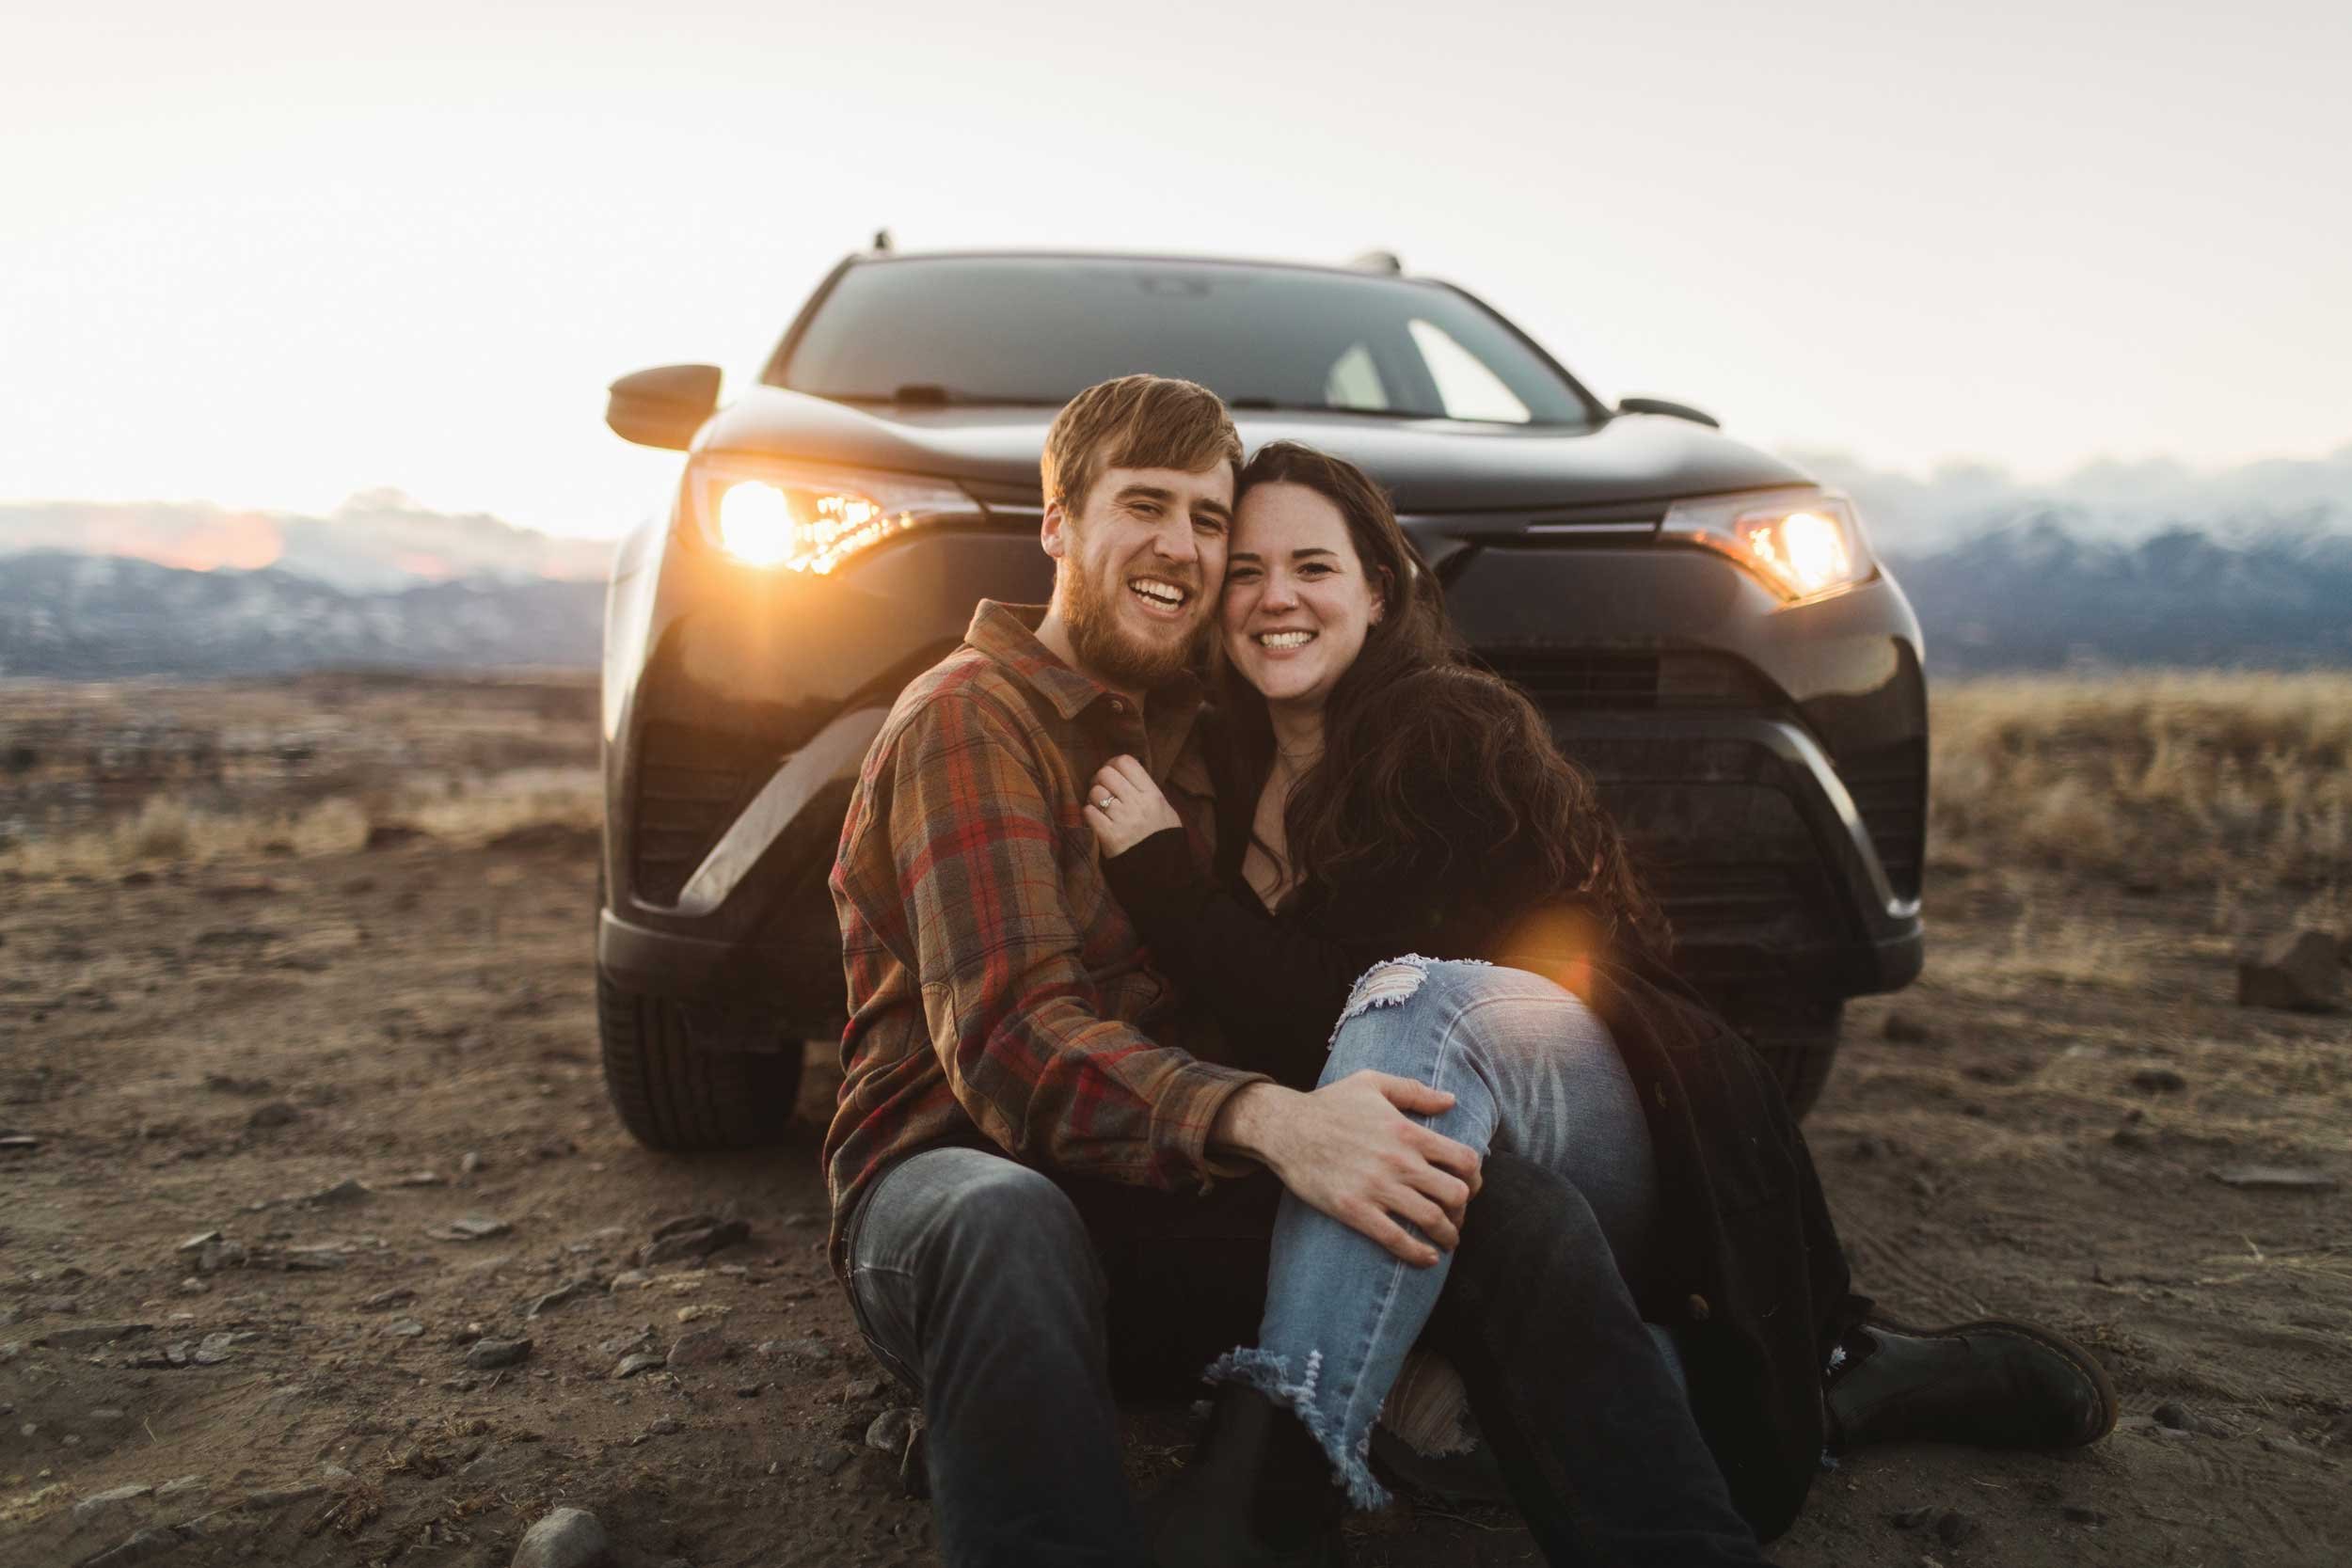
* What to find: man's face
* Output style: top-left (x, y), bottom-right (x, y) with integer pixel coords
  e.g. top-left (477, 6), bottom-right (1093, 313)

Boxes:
top-left (1044, 462), bottom-right (1233, 689)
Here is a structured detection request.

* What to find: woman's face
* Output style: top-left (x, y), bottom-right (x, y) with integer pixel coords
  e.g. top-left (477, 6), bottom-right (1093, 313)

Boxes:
top-left (1221, 482), bottom-right (1385, 713)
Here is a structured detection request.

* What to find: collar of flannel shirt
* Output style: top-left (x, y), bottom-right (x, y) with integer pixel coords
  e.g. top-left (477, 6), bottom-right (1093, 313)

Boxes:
top-left (965, 601), bottom-right (1210, 776)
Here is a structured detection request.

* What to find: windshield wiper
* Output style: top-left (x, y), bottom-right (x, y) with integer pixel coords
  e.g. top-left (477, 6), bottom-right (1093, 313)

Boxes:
top-left (828, 385), bottom-right (1066, 408)
top-left (1226, 398), bottom-right (1438, 420)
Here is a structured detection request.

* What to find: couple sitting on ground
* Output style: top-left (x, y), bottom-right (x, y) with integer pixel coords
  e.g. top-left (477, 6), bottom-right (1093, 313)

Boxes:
top-left (821, 374), bottom-right (2115, 1567)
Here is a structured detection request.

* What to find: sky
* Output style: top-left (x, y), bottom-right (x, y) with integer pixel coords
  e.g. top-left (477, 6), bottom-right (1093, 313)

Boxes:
top-left (5, 0), bottom-right (2348, 543)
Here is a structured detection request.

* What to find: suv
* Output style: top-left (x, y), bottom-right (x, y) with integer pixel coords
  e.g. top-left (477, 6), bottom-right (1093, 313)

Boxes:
top-left (596, 248), bottom-right (1926, 1148)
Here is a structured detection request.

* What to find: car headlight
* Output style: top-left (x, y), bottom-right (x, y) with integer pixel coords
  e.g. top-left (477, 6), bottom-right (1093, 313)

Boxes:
top-left (1660, 487), bottom-right (1874, 601)
top-left (684, 459), bottom-right (975, 574)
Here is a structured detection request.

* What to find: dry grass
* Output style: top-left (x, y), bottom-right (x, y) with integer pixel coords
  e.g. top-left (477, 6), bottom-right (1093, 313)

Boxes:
top-left (0, 766), bottom-right (598, 879)
top-left (1931, 671), bottom-right (2352, 888)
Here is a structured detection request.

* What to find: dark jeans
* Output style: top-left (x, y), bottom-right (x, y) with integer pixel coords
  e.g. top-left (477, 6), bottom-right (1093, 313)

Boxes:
top-left (842, 1146), bottom-right (1769, 1568)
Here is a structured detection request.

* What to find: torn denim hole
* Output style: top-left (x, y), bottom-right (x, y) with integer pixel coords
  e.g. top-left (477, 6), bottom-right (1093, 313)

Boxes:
top-left (1326, 954), bottom-right (1436, 1053)
top-left (1203, 1347), bottom-right (1391, 1511)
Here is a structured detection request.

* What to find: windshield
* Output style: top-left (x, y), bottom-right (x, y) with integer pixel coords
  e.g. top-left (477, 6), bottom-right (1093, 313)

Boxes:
top-left (771, 257), bottom-right (1595, 427)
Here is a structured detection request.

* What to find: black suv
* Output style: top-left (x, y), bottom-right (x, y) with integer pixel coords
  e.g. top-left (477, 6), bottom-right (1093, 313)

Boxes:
top-left (596, 248), bottom-right (1926, 1147)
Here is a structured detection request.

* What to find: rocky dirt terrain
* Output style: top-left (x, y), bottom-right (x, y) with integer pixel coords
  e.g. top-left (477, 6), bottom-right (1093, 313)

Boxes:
top-left (3, 675), bottom-right (2348, 1567)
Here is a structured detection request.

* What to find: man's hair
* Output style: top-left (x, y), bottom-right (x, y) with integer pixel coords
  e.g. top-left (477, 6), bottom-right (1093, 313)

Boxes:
top-left (1041, 374), bottom-right (1242, 515)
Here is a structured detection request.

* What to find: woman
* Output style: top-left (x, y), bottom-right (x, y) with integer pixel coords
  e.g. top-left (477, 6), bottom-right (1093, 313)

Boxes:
top-left (1084, 442), bottom-right (2114, 1566)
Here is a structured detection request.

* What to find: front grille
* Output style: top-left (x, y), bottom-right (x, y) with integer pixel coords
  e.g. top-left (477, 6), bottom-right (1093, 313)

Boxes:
top-left (630, 722), bottom-right (775, 906)
top-left (1476, 649), bottom-right (1778, 713)
top-left (1836, 737), bottom-right (1927, 901)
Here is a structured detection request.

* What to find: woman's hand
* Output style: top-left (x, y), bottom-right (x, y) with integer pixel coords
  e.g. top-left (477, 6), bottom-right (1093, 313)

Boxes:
top-left (1084, 753), bottom-right (1183, 857)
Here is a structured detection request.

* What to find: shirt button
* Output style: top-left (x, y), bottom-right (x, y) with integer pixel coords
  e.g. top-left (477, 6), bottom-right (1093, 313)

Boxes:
top-left (1687, 1292), bottom-right (1711, 1322)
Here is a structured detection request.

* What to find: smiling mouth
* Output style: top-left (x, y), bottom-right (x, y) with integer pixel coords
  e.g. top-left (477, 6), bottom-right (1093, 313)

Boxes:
top-left (1254, 629), bottom-right (1316, 648)
top-left (1128, 577), bottom-right (1190, 614)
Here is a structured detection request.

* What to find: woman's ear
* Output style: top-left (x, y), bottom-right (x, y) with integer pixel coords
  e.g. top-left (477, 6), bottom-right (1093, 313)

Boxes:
top-left (1372, 565), bottom-right (1394, 625)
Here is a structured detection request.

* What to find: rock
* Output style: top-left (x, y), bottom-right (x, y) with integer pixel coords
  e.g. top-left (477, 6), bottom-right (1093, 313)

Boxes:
top-left (2153, 1401), bottom-right (2233, 1437)
top-left (675, 1303), bottom-right (729, 1324)
top-left (363, 823), bottom-right (426, 851)
top-left (81, 1528), bottom-right (184, 1566)
top-left (382, 1320), bottom-right (426, 1338)
top-left (2210, 1165), bottom-right (2338, 1192)
top-left (0, 1134), bottom-right (40, 1152)
top-left (193, 1330), bottom-right (261, 1365)
top-left (638, 1218), bottom-right (753, 1267)
top-left (305, 1177), bottom-right (371, 1206)
top-left (613, 1352), bottom-right (665, 1379)
top-left (1934, 1509), bottom-right (1977, 1548)
top-left (646, 1415), bottom-right (684, 1435)
top-left (241, 1483), bottom-right (325, 1509)
top-left (2129, 1068), bottom-right (2186, 1093)
top-left (2060, 1502), bottom-right (2106, 1525)
top-left (361, 1288), bottom-right (416, 1310)
top-left (460, 1150), bottom-right (484, 1176)
top-left (650, 1212), bottom-right (719, 1241)
top-left (74, 1482), bottom-right (155, 1517)
top-left (155, 1475), bottom-right (206, 1498)
top-left (386, 1170), bottom-right (443, 1187)
top-left (1882, 1011), bottom-right (1934, 1043)
top-left (812, 1445), bottom-right (856, 1475)
top-left (196, 1239), bottom-right (248, 1273)
top-left (598, 1329), bottom-right (655, 1358)
top-left (466, 1337), bottom-right (532, 1370)
top-left (1889, 1505), bottom-right (1935, 1529)
top-left (609, 1270), bottom-right (652, 1291)
top-left (2236, 931), bottom-right (2341, 1012)
top-left (526, 1278), bottom-right (599, 1318)
top-left (511, 1506), bottom-right (611, 1568)
top-left (431, 1213), bottom-right (512, 1242)
top-left (667, 1328), bottom-right (729, 1368)
top-left (244, 1101), bottom-right (300, 1131)
top-left (44, 1322), bottom-right (153, 1349)
top-left (2110, 1125), bottom-right (2153, 1150)
top-left (176, 1230), bottom-right (223, 1253)
top-left (759, 1336), bottom-right (834, 1363)
top-left (866, 1406), bottom-right (921, 1454)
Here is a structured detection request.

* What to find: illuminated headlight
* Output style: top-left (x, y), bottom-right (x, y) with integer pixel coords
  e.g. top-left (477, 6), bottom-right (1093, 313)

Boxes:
top-left (1661, 488), bottom-right (1874, 601)
top-left (685, 460), bottom-right (974, 574)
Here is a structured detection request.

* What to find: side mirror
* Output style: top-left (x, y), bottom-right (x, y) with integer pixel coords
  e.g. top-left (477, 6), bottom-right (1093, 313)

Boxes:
top-left (607, 364), bottom-right (723, 450)
top-left (1616, 396), bottom-right (1719, 429)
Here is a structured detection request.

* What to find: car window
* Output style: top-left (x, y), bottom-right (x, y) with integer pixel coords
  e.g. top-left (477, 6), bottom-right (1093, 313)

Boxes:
top-left (772, 257), bottom-right (1593, 427)
top-left (1323, 342), bottom-right (1390, 411)
top-left (1408, 320), bottom-right (1533, 423)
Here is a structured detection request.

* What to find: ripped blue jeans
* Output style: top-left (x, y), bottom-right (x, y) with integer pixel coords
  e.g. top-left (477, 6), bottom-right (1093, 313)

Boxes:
top-left (1209, 957), bottom-right (1671, 1510)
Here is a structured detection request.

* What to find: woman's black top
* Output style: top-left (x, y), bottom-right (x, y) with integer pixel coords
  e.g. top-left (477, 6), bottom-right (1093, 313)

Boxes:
top-left (1103, 755), bottom-right (1867, 1543)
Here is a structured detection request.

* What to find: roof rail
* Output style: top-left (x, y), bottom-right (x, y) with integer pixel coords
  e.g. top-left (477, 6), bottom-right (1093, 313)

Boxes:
top-left (1347, 249), bottom-right (1403, 275)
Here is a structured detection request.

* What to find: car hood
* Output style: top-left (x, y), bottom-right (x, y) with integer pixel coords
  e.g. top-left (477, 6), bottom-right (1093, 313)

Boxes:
top-left (697, 388), bottom-right (1814, 513)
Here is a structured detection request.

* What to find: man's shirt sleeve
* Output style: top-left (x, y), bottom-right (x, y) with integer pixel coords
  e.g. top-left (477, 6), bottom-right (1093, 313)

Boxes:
top-left (838, 691), bottom-right (1265, 1187)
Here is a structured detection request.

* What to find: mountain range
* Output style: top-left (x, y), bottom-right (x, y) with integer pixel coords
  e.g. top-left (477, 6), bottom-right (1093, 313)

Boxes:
top-left (4, 456), bottom-right (2351, 678)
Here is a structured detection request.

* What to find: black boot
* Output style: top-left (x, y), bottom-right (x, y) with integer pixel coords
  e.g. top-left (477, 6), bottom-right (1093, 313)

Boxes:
top-left (1826, 1318), bottom-right (2119, 1451)
top-left (1144, 1384), bottom-right (1348, 1568)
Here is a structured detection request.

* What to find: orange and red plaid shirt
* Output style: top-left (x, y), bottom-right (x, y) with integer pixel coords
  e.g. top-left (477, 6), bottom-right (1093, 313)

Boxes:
top-left (823, 602), bottom-right (1268, 1277)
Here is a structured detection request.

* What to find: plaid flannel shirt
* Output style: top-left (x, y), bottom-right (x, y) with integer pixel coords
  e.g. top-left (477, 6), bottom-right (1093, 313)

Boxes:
top-left (823, 602), bottom-right (1268, 1277)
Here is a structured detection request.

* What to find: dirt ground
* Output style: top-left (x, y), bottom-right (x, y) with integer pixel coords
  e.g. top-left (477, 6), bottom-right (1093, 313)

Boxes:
top-left (4, 686), bottom-right (2349, 1567)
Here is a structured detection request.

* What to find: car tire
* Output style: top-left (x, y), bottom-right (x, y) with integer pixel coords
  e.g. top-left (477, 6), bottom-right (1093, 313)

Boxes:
top-left (1725, 993), bottom-right (1843, 1120)
top-left (596, 968), bottom-right (804, 1150)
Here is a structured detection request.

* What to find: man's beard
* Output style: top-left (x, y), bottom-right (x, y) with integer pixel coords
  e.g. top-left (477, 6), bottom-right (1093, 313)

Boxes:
top-left (1060, 552), bottom-right (1200, 689)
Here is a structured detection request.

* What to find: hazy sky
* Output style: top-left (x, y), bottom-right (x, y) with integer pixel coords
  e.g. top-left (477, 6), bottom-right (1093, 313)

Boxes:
top-left (6, 0), bottom-right (2347, 541)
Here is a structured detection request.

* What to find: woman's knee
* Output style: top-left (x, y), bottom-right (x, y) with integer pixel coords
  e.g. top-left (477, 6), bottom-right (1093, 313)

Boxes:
top-left (1327, 957), bottom-right (1611, 1076)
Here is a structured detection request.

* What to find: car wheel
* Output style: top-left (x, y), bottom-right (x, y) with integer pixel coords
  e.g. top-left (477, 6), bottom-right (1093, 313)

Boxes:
top-left (596, 968), bottom-right (804, 1150)
top-left (1724, 993), bottom-right (1844, 1120)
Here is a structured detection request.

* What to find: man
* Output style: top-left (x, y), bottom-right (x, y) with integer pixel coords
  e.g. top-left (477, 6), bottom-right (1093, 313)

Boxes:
top-left (824, 374), bottom-right (2113, 1568)
top-left (825, 373), bottom-right (1501, 1566)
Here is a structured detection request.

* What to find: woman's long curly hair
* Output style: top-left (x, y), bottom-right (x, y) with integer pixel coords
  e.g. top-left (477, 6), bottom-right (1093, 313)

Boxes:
top-left (1215, 440), bottom-right (1675, 971)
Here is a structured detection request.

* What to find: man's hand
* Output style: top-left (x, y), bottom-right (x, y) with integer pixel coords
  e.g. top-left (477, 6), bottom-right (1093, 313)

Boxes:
top-left (1084, 753), bottom-right (1183, 857)
top-left (1213, 1074), bottom-right (1484, 1268)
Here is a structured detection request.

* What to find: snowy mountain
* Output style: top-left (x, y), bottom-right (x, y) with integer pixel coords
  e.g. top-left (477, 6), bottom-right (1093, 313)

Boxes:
top-left (0, 552), bottom-right (602, 678)
top-left (0, 490), bottom-right (612, 594)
